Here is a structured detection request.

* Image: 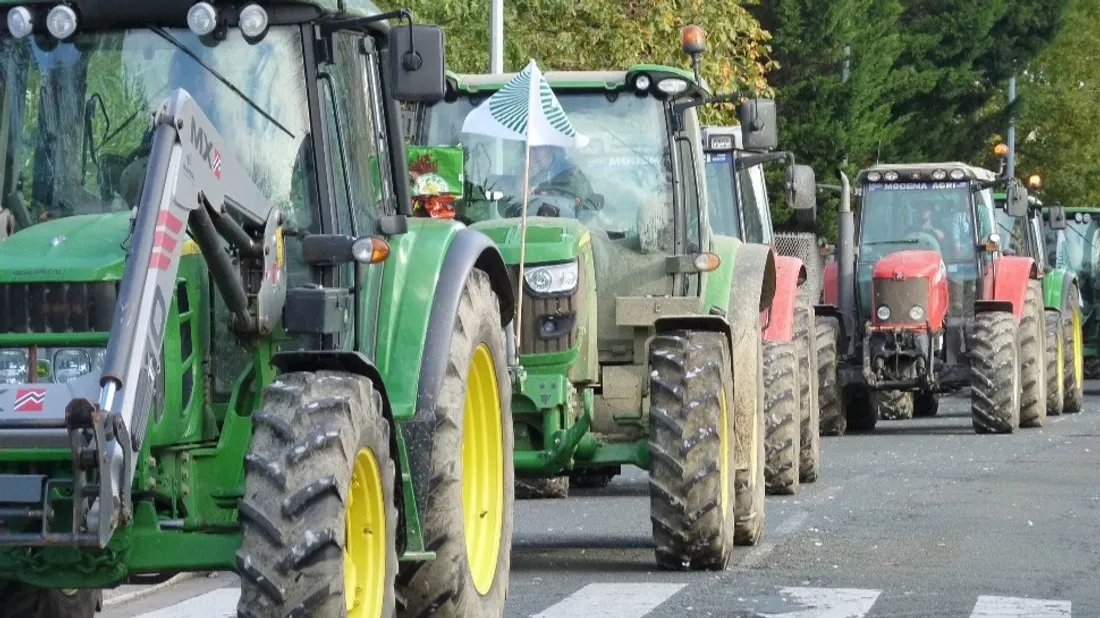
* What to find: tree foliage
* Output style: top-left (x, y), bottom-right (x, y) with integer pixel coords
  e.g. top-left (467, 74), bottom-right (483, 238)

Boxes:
top-left (1013, 0), bottom-right (1100, 206)
top-left (400, 0), bottom-right (777, 111)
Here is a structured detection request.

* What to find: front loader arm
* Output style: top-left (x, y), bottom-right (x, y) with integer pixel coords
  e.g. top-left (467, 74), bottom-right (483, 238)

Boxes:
top-left (0, 89), bottom-right (287, 548)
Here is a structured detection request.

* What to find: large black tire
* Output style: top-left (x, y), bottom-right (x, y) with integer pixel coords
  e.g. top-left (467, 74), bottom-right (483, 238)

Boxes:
top-left (872, 390), bottom-right (913, 421)
top-left (815, 316), bottom-right (846, 436)
top-left (795, 290), bottom-right (820, 483)
top-left (734, 328), bottom-right (766, 547)
top-left (515, 477), bottom-right (569, 499)
top-left (1086, 357), bottom-right (1100, 380)
top-left (1044, 309), bottom-right (1064, 417)
top-left (0, 583), bottom-right (100, 618)
top-left (970, 312), bottom-right (1022, 434)
top-left (648, 330), bottom-right (738, 570)
top-left (913, 391), bottom-right (939, 417)
top-left (763, 341), bottom-right (800, 495)
top-left (1019, 281), bottom-right (1048, 428)
top-left (237, 371), bottom-right (398, 618)
top-left (1063, 286), bottom-right (1085, 414)
top-left (396, 270), bottom-right (513, 617)
top-left (845, 387), bottom-right (878, 432)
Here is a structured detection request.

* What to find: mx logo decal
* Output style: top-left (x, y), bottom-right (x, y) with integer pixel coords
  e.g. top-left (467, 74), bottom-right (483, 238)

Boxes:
top-left (13, 387), bottom-right (46, 413)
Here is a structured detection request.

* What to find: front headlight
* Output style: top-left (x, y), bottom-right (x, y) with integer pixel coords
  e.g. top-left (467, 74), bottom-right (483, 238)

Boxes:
top-left (524, 261), bottom-right (579, 296)
top-left (53, 348), bottom-right (107, 383)
top-left (0, 349), bottom-right (28, 384)
top-left (909, 305), bottom-right (925, 321)
top-left (876, 305), bottom-right (892, 321)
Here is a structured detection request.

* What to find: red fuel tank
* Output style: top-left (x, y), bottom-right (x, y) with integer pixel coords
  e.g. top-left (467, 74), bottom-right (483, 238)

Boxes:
top-left (870, 250), bottom-right (948, 331)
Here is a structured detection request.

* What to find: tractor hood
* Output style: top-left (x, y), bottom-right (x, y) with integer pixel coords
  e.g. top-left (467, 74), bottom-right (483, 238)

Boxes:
top-left (471, 217), bottom-right (589, 264)
top-left (872, 250), bottom-right (945, 281)
top-left (0, 213), bottom-right (131, 282)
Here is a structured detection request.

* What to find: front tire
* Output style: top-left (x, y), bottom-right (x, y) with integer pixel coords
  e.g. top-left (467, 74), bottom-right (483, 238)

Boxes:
top-left (734, 327), bottom-right (767, 547)
top-left (648, 330), bottom-right (737, 570)
top-left (970, 312), bottom-right (1022, 434)
top-left (515, 477), bottom-right (569, 499)
top-left (795, 290), bottom-right (821, 483)
top-left (763, 341), bottom-right (800, 495)
top-left (1019, 281), bottom-right (1047, 428)
top-left (237, 371), bottom-right (398, 618)
top-left (1044, 309), bottom-right (1064, 417)
top-left (913, 391), bottom-right (939, 417)
top-left (396, 269), bottom-right (513, 617)
top-left (1063, 286), bottom-right (1085, 413)
top-left (873, 390), bottom-right (913, 421)
top-left (0, 583), bottom-right (100, 618)
top-left (816, 316), bottom-right (846, 436)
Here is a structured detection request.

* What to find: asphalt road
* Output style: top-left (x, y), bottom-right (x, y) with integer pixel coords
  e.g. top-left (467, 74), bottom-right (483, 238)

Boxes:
top-left (103, 384), bottom-right (1100, 617)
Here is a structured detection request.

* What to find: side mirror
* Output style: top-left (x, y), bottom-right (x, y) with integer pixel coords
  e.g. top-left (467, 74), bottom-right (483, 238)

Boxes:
top-left (787, 164), bottom-right (817, 225)
top-left (1048, 204), bottom-right (1067, 230)
top-left (739, 99), bottom-right (777, 151)
top-left (390, 24), bottom-right (446, 103)
top-left (1007, 183), bottom-right (1029, 217)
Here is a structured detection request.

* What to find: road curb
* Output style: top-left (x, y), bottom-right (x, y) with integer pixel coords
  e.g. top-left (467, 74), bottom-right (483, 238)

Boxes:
top-left (102, 572), bottom-right (206, 609)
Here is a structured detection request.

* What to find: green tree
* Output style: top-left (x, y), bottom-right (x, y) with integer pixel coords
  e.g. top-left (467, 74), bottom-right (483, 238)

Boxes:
top-left (1013, 0), bottom-right (1100, 206)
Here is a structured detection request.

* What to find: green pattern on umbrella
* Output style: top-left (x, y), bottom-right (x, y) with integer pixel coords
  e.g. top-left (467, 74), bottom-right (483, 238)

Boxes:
top-left (539, 79), bottom-right (580, 138)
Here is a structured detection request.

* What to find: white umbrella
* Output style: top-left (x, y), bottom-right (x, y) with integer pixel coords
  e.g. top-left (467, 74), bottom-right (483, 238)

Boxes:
top-left (461, 59), bottom-right (588, 350)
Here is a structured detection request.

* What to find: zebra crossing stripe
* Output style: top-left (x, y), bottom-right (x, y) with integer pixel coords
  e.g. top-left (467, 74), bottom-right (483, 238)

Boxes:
top-left (530, 583), bottom-right (686, 618)
top-left (130, 587), bottom-right (238, 618)
top-left (970, 595), bottom-right (1071, 617)
top-left (763, 587), bottom-right (882, 618)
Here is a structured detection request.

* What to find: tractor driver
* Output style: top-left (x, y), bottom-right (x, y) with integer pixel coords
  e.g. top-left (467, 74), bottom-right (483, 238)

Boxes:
top-left (527, 144), bottom-right (600, 211)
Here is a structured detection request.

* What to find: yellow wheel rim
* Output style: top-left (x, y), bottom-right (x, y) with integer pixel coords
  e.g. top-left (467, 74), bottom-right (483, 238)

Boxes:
top-left (719, 389), bottom-right (730, 516)
top-left (345, 448), bottom-right (387, 618)
top-left (1073, 308), bottom-right (1085, 387)
top-left (462, 343), bottom-right (504, 596)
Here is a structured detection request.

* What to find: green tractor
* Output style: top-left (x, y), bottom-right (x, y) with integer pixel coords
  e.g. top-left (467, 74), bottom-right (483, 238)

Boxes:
top-left (0, 2), bottom-right (518, 617)
top-left (410, 26), bottom-right (783, 564)
top-left (1043, 205), bottom-right (1100, 379)
top-left (699, 125), bottom-right (826, 495)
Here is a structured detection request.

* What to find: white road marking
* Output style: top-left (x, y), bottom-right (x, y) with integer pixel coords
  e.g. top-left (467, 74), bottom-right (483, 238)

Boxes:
top-left (530, 583), bottom-right (686, 618)
top-left (762, 587), bottom-right (882, 618)
top-left (970, 595), bottom-right (1071, 617)
top-left (131, 587), bottom-right (238, 617)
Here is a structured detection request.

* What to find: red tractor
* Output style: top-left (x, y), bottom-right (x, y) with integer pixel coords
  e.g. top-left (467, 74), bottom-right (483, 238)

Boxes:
top-left (823, 157), bottom-right (1050, 434)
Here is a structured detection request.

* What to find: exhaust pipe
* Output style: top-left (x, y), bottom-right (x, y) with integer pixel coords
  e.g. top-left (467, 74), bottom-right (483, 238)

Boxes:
top-left (836, 169), bottom-right (856, 355)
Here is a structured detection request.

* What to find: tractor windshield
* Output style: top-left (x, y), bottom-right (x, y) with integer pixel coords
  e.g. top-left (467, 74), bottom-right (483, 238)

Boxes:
top-left (1058, 213), bottom-right (1100, 273)
top-left (422, 91), bottom-right (673, 245)
top-left (0, 27), bottom-right (316, 233)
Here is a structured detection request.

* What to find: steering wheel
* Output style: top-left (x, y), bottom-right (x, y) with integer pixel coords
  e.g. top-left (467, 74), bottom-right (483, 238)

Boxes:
top-left (904, 231), bottom-right (942, 254)
top-left (503, 193), bottom-right (578, 219)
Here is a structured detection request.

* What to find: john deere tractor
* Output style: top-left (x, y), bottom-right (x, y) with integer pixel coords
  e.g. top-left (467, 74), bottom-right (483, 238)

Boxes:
top-left (0, 2), bottom-right (518, 617)
top-left (700, 125), bottom-right (826, 496)
top-left (823, 156), bottom-right (1052, 434)
top-left (411, 26), bottom-right (784, 565)
top-left (1044, 204), bottom-right (1100, 379)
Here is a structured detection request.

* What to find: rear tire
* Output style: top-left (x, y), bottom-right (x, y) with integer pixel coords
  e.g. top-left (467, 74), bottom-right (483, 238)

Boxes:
top-left (735, 328), bottom-right (767, 547)
top-left (0, 583), bottom-right (100, 618)
top-left (763, 341), bottom-right (800, 495)
top-left (795, 290), bottom-right (820, 483)
top-left (236, 371), bottom-right (398, 618)
top-left (970, 312), bottom-right (1021, 434)
top-left (1019, 281), bottom-right (1047, 428)
top-left (873, 390), bottom-right (913, 421)
top-left (816, 316), bottom-right (846, 436)
top-left (1044, 309), bottom-right (1064, 417)
top-left (515, 477), bottom-right (569, 499)
top-left (1063, 286), bottom-right (1085, 414)
top-left (648, 330), bottom-right (737, 570)
top-left (395, 269), bottom-right (513, 618)
top-left (845, 387), bottom-right (878, 432)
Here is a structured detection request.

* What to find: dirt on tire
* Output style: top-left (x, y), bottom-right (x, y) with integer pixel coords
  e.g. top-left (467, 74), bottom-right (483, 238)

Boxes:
top-left (873, 389), bottom-right (913, 421)
top-left (734, 328), bottom-right (767, 547)
top-left (1063, 286), bottom-right (1085, 414)
top-left (970, 311), bottom-right (1022, 433)
top-left (236, 371), bottom-right (398, 618)
top-left (515, 477), bottom-right (569, 499)
top-left (0, 582), bottom-right (101, 618)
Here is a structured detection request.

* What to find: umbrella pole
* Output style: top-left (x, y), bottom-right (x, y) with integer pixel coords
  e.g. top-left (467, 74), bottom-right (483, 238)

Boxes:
top-left (515, 138), bottom-right (532, 352)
